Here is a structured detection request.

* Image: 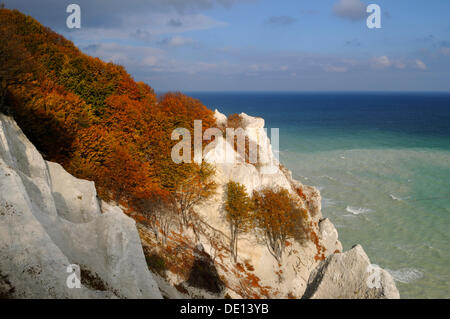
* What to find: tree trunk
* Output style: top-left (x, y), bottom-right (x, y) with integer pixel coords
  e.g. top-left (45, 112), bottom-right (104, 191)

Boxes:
top-left (234, 228), bottom-right (238, 262)
top-left (230, 223), bottom-right (238, 262)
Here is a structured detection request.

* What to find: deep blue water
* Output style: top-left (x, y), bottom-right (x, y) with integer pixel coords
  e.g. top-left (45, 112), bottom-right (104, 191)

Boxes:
top-left (188, 92), bottom-right (450, 151)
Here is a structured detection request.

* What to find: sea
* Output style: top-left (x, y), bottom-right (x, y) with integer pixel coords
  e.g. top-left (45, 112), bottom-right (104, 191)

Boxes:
top-left (188, 92), bottom-right (450, 299)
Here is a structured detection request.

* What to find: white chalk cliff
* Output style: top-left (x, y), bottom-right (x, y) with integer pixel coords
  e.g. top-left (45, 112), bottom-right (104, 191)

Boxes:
top-left (0, 113), bottom-right (162, 298)
top-left (147, 110), bottom-right (399, 299)
top-left (303, 245), bottom-right (400, 299)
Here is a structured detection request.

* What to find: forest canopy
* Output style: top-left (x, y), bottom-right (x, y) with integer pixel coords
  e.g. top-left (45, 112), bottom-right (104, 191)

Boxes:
top-left (0, 8), bottom-right (216, 210)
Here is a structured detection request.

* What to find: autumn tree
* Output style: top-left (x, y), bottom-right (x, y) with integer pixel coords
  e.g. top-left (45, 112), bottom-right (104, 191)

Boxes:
top-left (158, 92), bottom-right (216, 132)
top-left (136, 195), bottom-right (176, 247)
top-left (252, 187), bottom-right (309, 263)
top-left (0, 14), bottom-right (34, 114)
top-left (172, 162), bottom-right (217, 229)
top-left (225, 181), bottom-right (253, 262)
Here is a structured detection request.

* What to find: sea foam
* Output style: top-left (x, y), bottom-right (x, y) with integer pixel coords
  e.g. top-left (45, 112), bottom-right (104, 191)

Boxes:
top-left (345, 206), bottom-right (374, 215)
top-left (386, 268), bottom-right (424, 284)
top-left (389, 194), bottom-right (402, 201)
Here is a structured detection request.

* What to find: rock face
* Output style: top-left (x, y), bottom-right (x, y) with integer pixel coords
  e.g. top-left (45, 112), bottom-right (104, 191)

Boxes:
top-left (302, 245), bottom-right (400, 299)
top-left (319, 218), bottom-right (343, 256)
top-left (0, 113), bottom-right (162, 299)
top-left (178, 110), bottom-right (399, 299)
top-left (190, 111), bottom-right (327, 297)
top-left (205, 110), bottom-right (292, 195)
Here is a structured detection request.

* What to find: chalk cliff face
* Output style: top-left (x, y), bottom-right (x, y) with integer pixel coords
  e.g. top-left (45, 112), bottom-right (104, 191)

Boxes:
top-left (303, 245), bottom-right (400, 299)
top-left (189, 110), bottom-right (327, 297)
top-left (0, 113), bottom-right (162, 298)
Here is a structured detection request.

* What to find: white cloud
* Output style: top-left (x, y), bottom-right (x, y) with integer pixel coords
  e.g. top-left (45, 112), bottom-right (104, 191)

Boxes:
top-left (83, 43), bottom-right (164, 66)
top-left (82, 42), bottom-right (433, 91)
top-left (64, 13), bottom-right (226, 45)
top-left (372, 56), bottom-right (391, 69)
top-left (414, 59), bottom-right (427, 70)
top-left (143, 56), bottom-right (158, 67)
top-left (122, 13), bottom-right (227, 35)
top-left (333, 0), bottom-right (366, 21)
top-left (371, 56), bottom-right (428, 71)
top-left (161, 36), bottom-right (196, 47)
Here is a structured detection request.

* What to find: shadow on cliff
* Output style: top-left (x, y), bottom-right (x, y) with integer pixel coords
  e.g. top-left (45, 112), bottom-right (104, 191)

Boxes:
top-left (184, 245), bottom-right (225, 295)
top-left (4, 99), bottom-right (77, 163)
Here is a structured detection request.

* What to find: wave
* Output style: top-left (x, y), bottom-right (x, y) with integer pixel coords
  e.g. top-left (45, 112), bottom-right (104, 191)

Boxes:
top-left (345, 206), bottom-right (374, 215)
top-left (319, 175), bottom-right (337, 182)
top-left (389, 194), bottom-right (402, 201)
top-left (389, 194), bottom-right (411, 201)
top-left (386, 268), bottom-right (424, 284)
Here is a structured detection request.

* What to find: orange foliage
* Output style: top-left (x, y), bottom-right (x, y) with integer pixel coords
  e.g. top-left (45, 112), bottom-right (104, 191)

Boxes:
top-left (244, 260), bottom-right (255, 272)
top-left (252, 187), bottom-right (309, 262)
top-left (296, 186), bottom-right (307, 200)
top-left (0, 8), bottom-right (216, 213)
top-left (236, 263), bottom-right (245, 273)
top-left (308, 221), bottom-right (326, 261)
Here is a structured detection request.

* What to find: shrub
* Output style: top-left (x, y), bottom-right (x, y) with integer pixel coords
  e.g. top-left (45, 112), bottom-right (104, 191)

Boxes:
top-left (144, 251), bottom-right (167, 277)
top-left (225, 181), bottom-right (252, 262)
top-left (252, 187), bottom-right (309, 262)
top-left (226, 113), bottom-right (244, 129)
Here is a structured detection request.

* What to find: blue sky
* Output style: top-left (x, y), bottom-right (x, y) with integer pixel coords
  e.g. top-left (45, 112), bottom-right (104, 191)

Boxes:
top-left (6, 0), bottom-right (450, 92)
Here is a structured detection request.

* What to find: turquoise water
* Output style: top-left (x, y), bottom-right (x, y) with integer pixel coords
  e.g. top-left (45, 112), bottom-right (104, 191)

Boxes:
top-left (189, 92), bottom-right (450, 299)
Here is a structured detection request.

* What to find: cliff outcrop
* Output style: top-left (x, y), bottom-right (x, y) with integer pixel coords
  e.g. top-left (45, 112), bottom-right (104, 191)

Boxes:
top-left (0, 113), bottom-right (162, 298)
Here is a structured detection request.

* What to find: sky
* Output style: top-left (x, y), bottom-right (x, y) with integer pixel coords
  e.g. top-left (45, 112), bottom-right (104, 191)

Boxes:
top-left (4, 0), bottom-right (450, 92)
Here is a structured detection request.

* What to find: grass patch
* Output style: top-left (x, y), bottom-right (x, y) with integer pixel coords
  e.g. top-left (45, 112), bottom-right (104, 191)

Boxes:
top-left (144, 249), bottom-right (167, 277)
